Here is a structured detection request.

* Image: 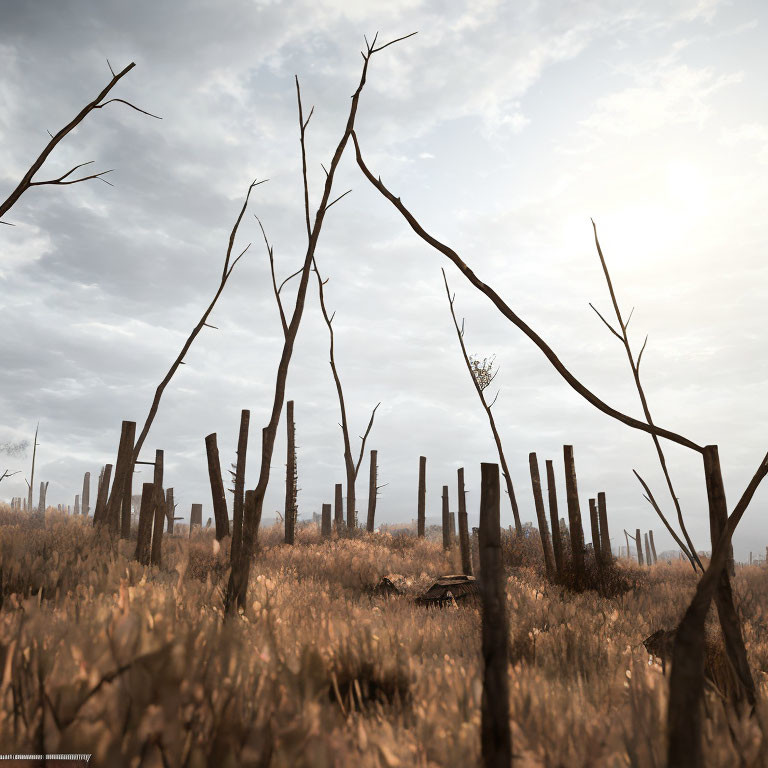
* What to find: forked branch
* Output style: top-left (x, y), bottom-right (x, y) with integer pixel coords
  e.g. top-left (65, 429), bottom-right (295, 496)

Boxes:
top-left (0, 61), bottom-right (160, 222)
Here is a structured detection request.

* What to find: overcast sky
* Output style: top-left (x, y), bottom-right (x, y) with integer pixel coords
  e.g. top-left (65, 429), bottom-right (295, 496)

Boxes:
top-left (1, 0), bottom-right (767, 561)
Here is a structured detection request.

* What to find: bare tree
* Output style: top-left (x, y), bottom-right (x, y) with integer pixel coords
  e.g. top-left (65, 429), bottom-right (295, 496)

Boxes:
top-left (0, 470), bottom-right (20, 484)
top-left (226, 31), bottom-right (416, 614)
top-left (442, 271), bottom-right (522, 534)
top-left (1, 61), bottom-right (159, 223)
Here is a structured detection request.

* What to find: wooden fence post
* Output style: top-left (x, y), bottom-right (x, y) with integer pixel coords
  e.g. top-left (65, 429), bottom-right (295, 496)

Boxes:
top-left (166, 488), bottom-right (175, 535)
top-left (190, 503), bottom-right (203, 533)
top-left (442, 485), bottom-right (450, 550)
top-left (92, 464), bottom-right (112, 525)
top-left (81, 472), bottom-right (90, 516)
top-left (458, 468), bottom-right (472, 576)
top-left (205, 433), bottom-right (230, 541)
top-left (74, 494), bottom-right (80, 515)
top-left (135, 483), bottom-right (155, 565)
top-left (589, 498), bottom-right (602, 569)
top-left (644, 532), bottom-right (652, 566)
top-left (38, 481), bottom-right (48, 515)
top-left (529, 452), bottom-right (556, 581)
top-left (105, 420), bottom-right (136, 536)
top-left (150, 450), bottom-right (164, 567)
top-left (597, 491), bottom-right (611, 562)
top-left (635, 528), bottom-right (644, 565)
top-left (649, 529), bottom-right (658, 564)
top-left (334, 483), bottom-right (344, 533)
top-left (563, 446), bottom-right (586, 585)
top-left (285, 400), bottom-right (297, 545)
top-left (479, 463), bottom-right (511, 768)
top-left (321, 503), bottom-right (332, 538)
top-left (366, 449), bottom-right (378, 532)
top-left (417, 456), bottom-right (426, 538)
top-left (545, 459), bottom-right (564, 581)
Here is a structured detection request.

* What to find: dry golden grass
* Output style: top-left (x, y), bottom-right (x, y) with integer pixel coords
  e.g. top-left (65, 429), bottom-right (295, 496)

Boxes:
top-left (0, 504), bottom-right (766, 766)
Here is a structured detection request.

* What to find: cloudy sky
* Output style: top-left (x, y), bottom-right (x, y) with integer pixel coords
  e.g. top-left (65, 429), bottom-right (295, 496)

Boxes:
top-left (1, 0), bottom-right (766, 561)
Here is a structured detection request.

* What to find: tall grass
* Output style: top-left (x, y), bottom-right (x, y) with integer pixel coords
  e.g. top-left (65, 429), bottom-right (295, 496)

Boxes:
top-left (0, 504), bottom-right (766, 766)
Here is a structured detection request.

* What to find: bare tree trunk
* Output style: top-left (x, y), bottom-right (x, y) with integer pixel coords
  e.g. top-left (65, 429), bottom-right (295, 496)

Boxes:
top-left (105, 420), bottom-right (136, 534)
top-left (205, 433), bottom-right (229, 541)
top-left (417, 456), bottom-right (426, 538)
top-left (93, 464), bottom-right (112, 526)
top-left (648, 529), bottom-right (657, 563)
top-left (545, 460), bottom-right (564, 581)
top-left (231, 409), bottom-right (250, 565)
top-left (27, 423), bottom-right (38, 514)
top-left (321, 503), bottom-right (332, 538)
top-left (366, 450), bottom-right (377, 533)
top-left (442, 485), bottom-right (450, 550)
top-left (135, 482), bottom-right (155, 565)
top-left (334, 483), bottom-right (343, 534)
top-left (563, 446), bottom-right (585, 585)
top-left (529, 452), bottom-right (555, 581)
top-left (284, 400), bottom-right (297, 544)
top-left (478, 463), bottom-right (511, 768)
top-left (597, 491), bottom-right (611, 562)
top-left (458, 468), bottom-right (472, 576)
top-left (166, 488), bottom-right (175, 535)
top-left (81, 472), bottom-right (90, 516)
top-left (589, 498), bottom-right (602, 570)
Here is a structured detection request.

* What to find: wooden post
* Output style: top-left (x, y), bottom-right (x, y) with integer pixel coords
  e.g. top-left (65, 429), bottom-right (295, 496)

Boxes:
top-left (417, 456), bottom-right (426, 538)
top-left (649, 529), bottom-right (658, 564)
top-left (81, 472), bottom-right (90, 516)
top-left (285, 401), bottom-right (297, 545)
top-left (749, 551), bottom-right (753, 566)
top-left (190, 503), bottom-right (203, 531)
top-left (478, 463), bottom-right (511, 768)
top-left (135, 483), bottom-right (155, 565)
top-left (321, 503), bottom-right (332, 538)
top-left (625, 530), bottom-right (631, 561)
top-left (166, 488), bottom-right (175, 535)
top-left (563, 446), bottom-right (586, 585)
top-left (232, 409), bottom-right (250, 562)
top-left (636, 528), bottom-right (644, 565)
top-left (588, 498), bottom-right (602, 569)
top-left (150, 450), bottom-right (164, 567)
top-left (458, 468), bottom-right (472, 576)
top-left (92, 464), bottom-right (112, 525)
top-left (205, 433), bottom-right (230, 541)
top-left (121, 473), bottom-right (133, 538)
top-left (366, 449), bottom-right (377, 532)
top-left (597, 491), bottom-right (611, 563)
top-left (644, 532), bottom-right (652, 566)
top-left (545, 460), bottom-right (564, 581)
top-left (334, 483), bottom-right (343, 533)
top-left (442, 485), bottom-right (450, 550)
top-left (449, 512), bottom-right (456, 538)
top-left (529, 452), bottom-right (556, 581)
top-left (74, 494), bottom-right (80, 515)
top-left (105, 420), bottom-right (136, 535)
top-left (38, 481), bottom-right (48, 514)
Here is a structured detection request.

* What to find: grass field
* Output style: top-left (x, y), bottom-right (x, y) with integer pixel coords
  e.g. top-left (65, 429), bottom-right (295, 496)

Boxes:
top-left (0, 504), bottom-right (766, 767)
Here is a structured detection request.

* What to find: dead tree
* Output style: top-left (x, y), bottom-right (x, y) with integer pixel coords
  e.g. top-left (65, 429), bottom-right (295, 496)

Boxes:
top-left (205, 433), bottom-right (230, 540)
top-left (284, 400), bottom-right (298, 544)
top-left (597, 491), bottom-right (611, 562)
top-left (366, 450), bottom-right (378, 532)
top-left (443, 271), bottom-right (522, 534)
top-left (225, 31), bottom-right (417, 615)
top-left (92, 464), bottom-right (112, 525)
top-left (128, 180), bottom-right (264, 483)
top-left (0, 61), bottom-right (159, 223)
top-left (478, 463), bottom-right (512, 767)
top-left (417, 456), bottom-right (427, 537)
top-left (529, 452), bottom-right (556, 581)
top-left (563, 446), bottom-right (586, 585)
top-left (25, 424), bottom-right (39, 515)
top-left (81, 471), bottom-right (90, 516)
top-left (334, 483), bottom-right (344, 533)
top-left (230, 410), bottom-right (250, 568)
top-left (441, 485), bottom-right (450, 550)
top-left (588, 498), bottom-right (602, 569)
top-left (545, 460), bottom-right (565, 581)
top-left (457, 468), bottom-right (472, 576)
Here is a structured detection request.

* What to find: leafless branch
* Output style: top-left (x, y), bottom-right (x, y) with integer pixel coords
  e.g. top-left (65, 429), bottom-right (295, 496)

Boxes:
top-left (354, 402), bottom-right (381, 479)
top-left (93, 98), bottom-right (162, 120)
top-left (324, 188), bottom-right (352, 213)
top-left (0, 61), bottom-right (158, 220)
top-left (277, 267), bottom-right (304, 295)
top-left (589, 302), bottom-right (623, 342)
top-left (29, 160), bottom-right (115, 188)
top-left (352, 131), bottom-right (703, 454)
top-left (0, 470), bottom-right (21, 484)
top-left (256, 215), bottom-right (288, 336)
